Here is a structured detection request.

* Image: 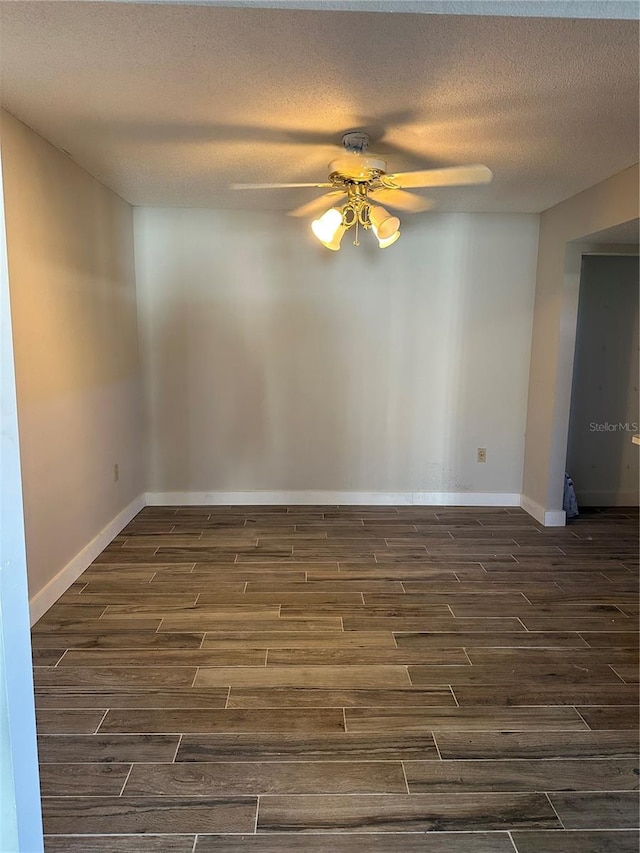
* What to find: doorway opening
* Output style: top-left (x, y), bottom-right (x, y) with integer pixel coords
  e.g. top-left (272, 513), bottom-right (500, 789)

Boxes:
top-left (566, 252), bottom-right (639, 513)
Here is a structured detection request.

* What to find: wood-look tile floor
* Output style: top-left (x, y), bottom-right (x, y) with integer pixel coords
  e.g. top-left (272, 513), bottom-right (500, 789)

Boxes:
top-left (33, 505), bottom-right (639, 852)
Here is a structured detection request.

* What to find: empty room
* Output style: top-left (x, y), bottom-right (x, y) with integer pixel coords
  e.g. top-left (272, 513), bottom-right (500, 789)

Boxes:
top-left (0, 1), bottom-right (638, 851)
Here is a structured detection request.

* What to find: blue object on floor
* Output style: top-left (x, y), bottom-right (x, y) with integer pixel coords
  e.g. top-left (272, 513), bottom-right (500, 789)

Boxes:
top-left (563, 472), bottom-right (579, 518)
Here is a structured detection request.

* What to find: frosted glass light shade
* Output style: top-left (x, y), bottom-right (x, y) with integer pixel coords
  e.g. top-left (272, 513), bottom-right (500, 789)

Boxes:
top-left (369, 205), bottom-right (400, 240)
top-left (311, 208), bottom-right (343, 243)
top-left (377, 229), bottom-right (401, 248)
top-left (318, 223), bottom-right (347, 251)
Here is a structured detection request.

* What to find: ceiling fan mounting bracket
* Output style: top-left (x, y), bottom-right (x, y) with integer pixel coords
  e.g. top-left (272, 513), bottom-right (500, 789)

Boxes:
top-left (341, 131), bottom-right (371, 153)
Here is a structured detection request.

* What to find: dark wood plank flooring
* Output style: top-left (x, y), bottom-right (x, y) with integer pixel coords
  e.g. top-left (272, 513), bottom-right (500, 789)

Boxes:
top-left (32, 504), bottom-right (639, 851)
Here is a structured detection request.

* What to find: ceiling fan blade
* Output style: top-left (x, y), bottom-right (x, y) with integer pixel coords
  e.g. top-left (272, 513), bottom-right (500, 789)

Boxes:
top-left (369, 188), bottom-right (432, 213)
top-left (288, 191), bottom-right (347, 219)
top-left (232, 182), bottom-right (333, 190)
top-left (382, 164), bottom-right (493, 190)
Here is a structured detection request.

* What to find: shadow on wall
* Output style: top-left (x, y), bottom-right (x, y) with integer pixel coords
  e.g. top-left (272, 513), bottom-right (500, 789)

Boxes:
top-left (566, 254), bottom-right (640, 507)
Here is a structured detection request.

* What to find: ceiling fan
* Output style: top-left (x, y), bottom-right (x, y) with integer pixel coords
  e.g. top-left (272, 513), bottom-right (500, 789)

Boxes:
top-left (232, 131), bottom-right (493, 250)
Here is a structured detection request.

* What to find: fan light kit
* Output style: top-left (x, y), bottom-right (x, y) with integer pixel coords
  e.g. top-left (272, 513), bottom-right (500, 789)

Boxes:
top-left (311, 190), bottom-right (401, 251)
top-left (233, 131), bottom-right (493, 251)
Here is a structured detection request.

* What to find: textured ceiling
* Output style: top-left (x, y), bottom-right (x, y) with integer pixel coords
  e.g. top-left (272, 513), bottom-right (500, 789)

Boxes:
top-left (0, 2), bottom-right (638, 212)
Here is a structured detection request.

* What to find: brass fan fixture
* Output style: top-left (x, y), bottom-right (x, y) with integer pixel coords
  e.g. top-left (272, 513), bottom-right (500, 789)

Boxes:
top-left (233, 131), bottom-right (493, 250)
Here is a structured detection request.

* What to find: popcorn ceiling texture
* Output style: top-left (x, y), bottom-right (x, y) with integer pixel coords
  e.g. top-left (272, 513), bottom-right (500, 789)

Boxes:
top-left (0, 3), bottom-right (637, 212)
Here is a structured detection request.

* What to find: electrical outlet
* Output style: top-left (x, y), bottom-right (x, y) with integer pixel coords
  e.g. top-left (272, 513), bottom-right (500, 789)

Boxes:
top-left (113, 463), bottom-right (119, 482)
top-left (477, 448), bottom-right (487, 463)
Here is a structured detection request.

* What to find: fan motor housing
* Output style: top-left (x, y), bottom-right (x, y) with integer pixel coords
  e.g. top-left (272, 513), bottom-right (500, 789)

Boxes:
top-left (328, 154), bottom-right (388, 183)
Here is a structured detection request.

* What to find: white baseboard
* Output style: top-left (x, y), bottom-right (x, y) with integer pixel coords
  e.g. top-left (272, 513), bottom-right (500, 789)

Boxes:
top-left (29, 494), bottom-right (146, 625)
top-left (146, 491), bottom-right (521, 507)
top-left (520, 494), bottom-right (566, 527)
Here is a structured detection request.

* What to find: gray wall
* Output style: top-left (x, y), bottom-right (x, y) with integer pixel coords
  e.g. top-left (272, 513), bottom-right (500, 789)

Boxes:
top-left (566, 254), bottom-right (639, 506)
top-left (134, 207), bottom-right (539, 500)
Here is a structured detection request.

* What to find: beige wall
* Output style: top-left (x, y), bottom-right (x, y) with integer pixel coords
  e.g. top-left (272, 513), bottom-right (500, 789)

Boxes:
top-left (522, 164), bottom-right (639, 521)
top-left (1, 110), bottom-right (144, 606)
top-left (134, 206), bottom-right (539, 499)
